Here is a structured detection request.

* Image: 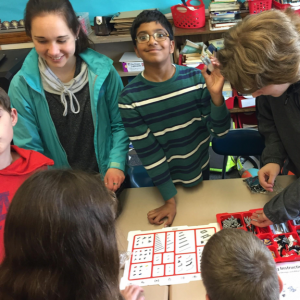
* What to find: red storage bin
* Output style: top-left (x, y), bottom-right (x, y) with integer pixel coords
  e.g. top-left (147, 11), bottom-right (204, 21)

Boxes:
top-left (217, 209), bottom-right (300, 263)
top-left (273, 0), bottom-right (300, 14)
top-left (233, 89), bottom-right (256, 109)
top-left (171, 0), bottom-right (205, 29)
top-left (248, 0), bottom-right (272, 14)
top-left (237, 112), bottom-right (258, 128)
top-left (225, 97), bottom-right (235, 110)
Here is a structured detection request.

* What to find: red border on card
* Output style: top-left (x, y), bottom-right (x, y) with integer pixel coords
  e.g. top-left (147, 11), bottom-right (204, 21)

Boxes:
top-left (128, 227), bottom-right (217, 281)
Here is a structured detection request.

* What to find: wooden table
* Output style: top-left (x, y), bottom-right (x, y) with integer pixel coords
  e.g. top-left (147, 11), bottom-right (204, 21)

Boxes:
top-left (170, 175), bottom-right (296, 300)
top-left (116, 187), bottom-right (168, 300)
top-left (116, 175), bottom-right (296, 300)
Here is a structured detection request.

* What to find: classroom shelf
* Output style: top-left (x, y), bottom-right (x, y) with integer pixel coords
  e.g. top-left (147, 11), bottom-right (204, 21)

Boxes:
top-left (229, 105), bottom-right (256, 113)
top-left (173, 22), bottom-right (228, 37)
top-left (0, 30), bottom-right (132, 48)
top-left (89, 32), bottom-right (132, 44)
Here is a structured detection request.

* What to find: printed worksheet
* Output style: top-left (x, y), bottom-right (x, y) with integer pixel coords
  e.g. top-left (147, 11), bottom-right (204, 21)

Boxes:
top-left (120, 224), bottom-right (219, 288)
top-left (277, 261), bottom-right (300, 299)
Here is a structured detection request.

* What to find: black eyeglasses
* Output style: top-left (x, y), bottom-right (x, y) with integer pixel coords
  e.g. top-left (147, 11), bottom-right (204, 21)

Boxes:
top-left (136, 32), bottom-right (170, 44)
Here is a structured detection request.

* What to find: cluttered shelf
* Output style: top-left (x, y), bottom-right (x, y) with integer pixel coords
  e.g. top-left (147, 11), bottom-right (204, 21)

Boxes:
top-left (0, 30), bottom-right (132, 47)
top-left (0, 30), bottom-right (30, 45)
top-left (1, 22), bottom-right (225, 47)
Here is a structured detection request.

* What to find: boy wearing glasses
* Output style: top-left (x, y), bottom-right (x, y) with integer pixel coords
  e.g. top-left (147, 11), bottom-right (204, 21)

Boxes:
top-left (119, 10), bottom-right (230, 227)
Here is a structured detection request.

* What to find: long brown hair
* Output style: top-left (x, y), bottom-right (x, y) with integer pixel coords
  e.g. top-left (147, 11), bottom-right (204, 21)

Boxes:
top-left (218, 9), bottom-right (300, 94)
top-left (0, 170), bottom-right (120, 300)
top-left (24, 0), bottom-right (91, 55)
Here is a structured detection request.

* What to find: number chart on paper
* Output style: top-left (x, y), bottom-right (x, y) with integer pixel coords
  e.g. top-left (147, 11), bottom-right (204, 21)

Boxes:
top-left (120, 224), bottom-right (219, 288)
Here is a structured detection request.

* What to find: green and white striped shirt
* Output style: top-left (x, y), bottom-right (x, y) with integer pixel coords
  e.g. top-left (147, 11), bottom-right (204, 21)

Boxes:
top-left (119, 65), bottom-right (230, 200)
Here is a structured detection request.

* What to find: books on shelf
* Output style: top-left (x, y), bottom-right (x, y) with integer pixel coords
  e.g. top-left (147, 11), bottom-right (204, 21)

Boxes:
top-left (208, 1), bottom-right (248, 31)
top-left (110, 9), bottom-right (172, 36)
top-left (208, 38), bottom-right (224, 50)
top-left (210, 2), bottom-right (241, 11)
top-left (210, 12), bottom-right (241, 22)
top-left (273, 0), bottom-right (300, 4)
top-left (209, 19), bottom-right (241, 30)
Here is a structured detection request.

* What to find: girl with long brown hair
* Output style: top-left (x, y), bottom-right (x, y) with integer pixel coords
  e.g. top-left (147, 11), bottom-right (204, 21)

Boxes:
top-left (0, 170), bottom-right (143, 300)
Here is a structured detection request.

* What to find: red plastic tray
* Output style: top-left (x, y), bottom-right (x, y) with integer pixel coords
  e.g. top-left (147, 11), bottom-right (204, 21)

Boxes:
top-left (217, 209), bottom-right (300, 263)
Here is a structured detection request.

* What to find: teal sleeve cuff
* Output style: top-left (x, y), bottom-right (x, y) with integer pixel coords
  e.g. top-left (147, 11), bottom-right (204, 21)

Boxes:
top-left (210, 99), bottom-right (229, 120)
top-left (109, 161), bottom-right (126, 172)
top-left (157, 179), bottom-right (177, 201)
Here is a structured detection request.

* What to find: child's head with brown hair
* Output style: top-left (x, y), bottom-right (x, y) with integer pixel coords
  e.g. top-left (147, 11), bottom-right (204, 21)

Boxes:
top-left (218, 9), bottom-right (300, 97)
top-left (0, 88), bottom-right (17, 167)
top-left (0, 169), bottom-right (121, 300)
top-left (201, 229), bottom-right (282, 300)
top-left (0, 88), bottom-right (11, 114)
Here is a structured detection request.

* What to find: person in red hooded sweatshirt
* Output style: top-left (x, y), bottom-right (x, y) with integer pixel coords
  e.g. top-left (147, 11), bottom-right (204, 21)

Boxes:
top-left (0, 87), bottom-right (53, 261)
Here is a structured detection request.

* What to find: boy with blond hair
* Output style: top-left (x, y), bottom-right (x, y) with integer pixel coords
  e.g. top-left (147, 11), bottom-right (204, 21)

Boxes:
top-left (201, 229), bottom-right (283, 300)
top-left (216, 9), bottom-right (300, 226)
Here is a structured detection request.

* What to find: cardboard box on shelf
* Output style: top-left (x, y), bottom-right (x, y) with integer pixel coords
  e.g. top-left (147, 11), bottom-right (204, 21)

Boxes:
top-left (119, 52), bottom-right (144, 73)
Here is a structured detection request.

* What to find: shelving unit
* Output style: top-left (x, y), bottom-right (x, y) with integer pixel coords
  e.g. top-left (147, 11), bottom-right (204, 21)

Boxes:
top-left (173, 22), bottom-right (228, 36)
top-left (228, 105), bottom-right (255, 113)
top-left (89, 32), bottom-right (132, 44)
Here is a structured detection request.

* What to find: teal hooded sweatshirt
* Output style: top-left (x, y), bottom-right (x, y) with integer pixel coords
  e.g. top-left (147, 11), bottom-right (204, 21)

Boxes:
top-left (8, 48), bottom-right (129, 176)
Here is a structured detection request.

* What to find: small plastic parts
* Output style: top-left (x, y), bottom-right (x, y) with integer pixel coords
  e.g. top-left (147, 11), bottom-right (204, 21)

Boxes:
top-left (222, 216), bottom-right (243, 228)
top-left (119, 251), bottom-right (131, 269)
top-left (243, 176), bottom-right (283, 194)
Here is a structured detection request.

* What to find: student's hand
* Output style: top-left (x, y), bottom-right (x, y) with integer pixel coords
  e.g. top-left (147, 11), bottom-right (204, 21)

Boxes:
top-left (121, 285), bottom-right (145, 300)
top-left (258, 163), bottom-right (281, 192)
top-left (250, 210), bottom-right (273, 227)
top-left (147, 197), bottom-right (176, 227)
top-left (210, 56), bottom-right (221, 67)
top-left (201, 65), bottom-right (224, 107)
top-left (104, 168), bottom-right (125, 192)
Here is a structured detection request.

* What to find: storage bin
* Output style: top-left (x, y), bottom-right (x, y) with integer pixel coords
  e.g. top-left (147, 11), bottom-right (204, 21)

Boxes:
top-left (248, 0), bottom-right (272, 14)
top-left (273, 0), bottom-right (300, 14)
top-left (76, 12), bottom-right (92, 35)
top-left (171, 0), bottom-right (205, 29)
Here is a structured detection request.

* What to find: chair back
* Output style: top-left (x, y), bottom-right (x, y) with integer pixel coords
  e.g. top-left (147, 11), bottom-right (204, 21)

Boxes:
top-left (212, 129), bottom-right (265, 156)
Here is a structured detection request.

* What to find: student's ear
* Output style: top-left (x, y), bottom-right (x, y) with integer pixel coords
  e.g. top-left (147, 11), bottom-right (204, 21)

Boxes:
top-left (10, 108), bottom-right (18, 127)
top-left (170, 40), bottom-right (175, 54)
top-left (278, 275), bottom-right (283, 293)
top-left (134, 46), bottom-right (141, 58)
top-left (205, 294), bottom-right (210, 300)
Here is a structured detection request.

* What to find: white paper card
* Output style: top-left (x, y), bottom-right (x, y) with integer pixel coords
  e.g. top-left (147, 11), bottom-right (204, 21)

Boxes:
top-left (241, 98), bottom-right (256, 108)
top-left (277, 261), bottom-right (300, 299)
top-left (120, 223), bottom-right (219, 289)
